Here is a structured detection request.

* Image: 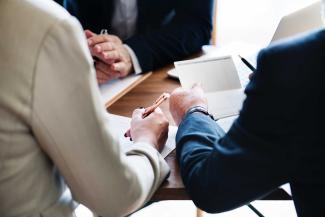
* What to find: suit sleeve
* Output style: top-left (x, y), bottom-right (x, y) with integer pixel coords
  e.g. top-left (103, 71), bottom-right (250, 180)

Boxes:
top-left (31, 17), bottom-right (169, 217)
top-left (125, 0), bottom-right (213, 72)
top-left (176, 49), bottom-right (295, 213)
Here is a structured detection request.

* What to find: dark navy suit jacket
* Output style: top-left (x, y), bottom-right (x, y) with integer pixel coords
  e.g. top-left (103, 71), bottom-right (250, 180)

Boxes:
top-left (176, 29), bottom-right (325, 216)
top-left (61, 0), bottom-right (213, 72)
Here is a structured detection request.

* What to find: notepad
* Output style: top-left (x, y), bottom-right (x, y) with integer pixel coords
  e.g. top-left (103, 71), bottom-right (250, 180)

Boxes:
top-left (175, 56), bottom-right (246, 119)
top-left (175, 56), bottom-right (242, 92)
top-left (106, 114), bottom-right (176, 158)
top-left (99, 73), bottom-right (152, 108)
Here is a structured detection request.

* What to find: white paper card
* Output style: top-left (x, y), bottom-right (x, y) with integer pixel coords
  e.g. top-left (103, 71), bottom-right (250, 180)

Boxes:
top-left (206, 89), bottom-right (246, 119)
top-left (216, 116), bottom-right (238, 132)
top-left (175, 56), bottom-right (242, 92)
top-left (99, 74), bottom-right (148, 107)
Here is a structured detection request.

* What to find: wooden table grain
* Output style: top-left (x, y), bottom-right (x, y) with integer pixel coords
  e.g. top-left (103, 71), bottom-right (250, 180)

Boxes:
top-left (107, 64), bottom-right (291, 201)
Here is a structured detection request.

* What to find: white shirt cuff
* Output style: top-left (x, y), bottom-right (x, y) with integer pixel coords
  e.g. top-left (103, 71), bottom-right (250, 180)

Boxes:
top-left (124, 44), bottom-right (143, 74)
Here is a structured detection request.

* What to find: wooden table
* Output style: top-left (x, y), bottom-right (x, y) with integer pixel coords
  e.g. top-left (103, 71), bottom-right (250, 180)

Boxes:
top-left (108, 64), bottom-right (291, 201)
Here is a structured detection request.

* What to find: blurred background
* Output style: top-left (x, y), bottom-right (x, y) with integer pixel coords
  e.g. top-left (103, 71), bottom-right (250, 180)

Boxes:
top-left (216, 0), bottom-right (319, 47)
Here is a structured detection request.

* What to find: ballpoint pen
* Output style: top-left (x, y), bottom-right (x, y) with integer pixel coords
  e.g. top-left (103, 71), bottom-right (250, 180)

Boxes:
top-left (238, 55), bottom-right (256, 72)
top-left (124, 93), bottom-right (170, 139)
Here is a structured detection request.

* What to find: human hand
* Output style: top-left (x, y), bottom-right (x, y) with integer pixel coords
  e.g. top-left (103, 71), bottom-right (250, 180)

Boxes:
top-left (130, 108), bottom-right (169, 152)
top-left (169, 84), bottom-right (208, 126)
top-left (85, 30), bottom-right (133, 83)
top-left (95, 61), bottom-right (128, 84)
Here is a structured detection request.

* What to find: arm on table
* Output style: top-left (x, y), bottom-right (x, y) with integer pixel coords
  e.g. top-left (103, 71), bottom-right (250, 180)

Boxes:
top-left (176, 49), bottom-right (295, 213)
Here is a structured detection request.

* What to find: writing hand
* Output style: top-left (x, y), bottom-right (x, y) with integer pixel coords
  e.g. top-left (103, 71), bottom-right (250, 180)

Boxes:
top-left (130, 108), bottom-right (169, 152)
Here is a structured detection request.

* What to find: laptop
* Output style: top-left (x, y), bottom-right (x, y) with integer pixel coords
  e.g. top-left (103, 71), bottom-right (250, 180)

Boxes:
top-left (271, 1), bottom-right (323, 43)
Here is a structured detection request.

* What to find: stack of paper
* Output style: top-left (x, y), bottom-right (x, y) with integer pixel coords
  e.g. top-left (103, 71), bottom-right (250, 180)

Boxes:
top-left (99, 73), bottom-right (151, 108)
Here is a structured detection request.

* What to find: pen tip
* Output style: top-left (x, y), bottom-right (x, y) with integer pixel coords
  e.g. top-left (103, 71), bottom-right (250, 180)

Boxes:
top-left (238, 55), bottom-right (242, 59)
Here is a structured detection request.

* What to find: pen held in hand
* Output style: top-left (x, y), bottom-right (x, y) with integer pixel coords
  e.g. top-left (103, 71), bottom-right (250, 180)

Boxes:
top-left (124, 93), bottom-right (170, 140)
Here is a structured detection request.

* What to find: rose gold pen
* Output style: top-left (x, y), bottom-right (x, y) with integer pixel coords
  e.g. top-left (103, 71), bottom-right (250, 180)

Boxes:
top-left (124, 93), bottom-right (170, 139)
top-left (142, 93), bottom-right (170, 118)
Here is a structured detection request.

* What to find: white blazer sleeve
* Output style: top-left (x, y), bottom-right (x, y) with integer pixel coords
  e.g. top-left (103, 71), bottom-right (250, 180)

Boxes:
top-left (30, 16), bottom-right (169, 217)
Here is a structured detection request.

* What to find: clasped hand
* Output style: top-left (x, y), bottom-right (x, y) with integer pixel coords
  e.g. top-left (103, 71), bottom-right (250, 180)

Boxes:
top-left (85, 30), bottom-right (133, 84)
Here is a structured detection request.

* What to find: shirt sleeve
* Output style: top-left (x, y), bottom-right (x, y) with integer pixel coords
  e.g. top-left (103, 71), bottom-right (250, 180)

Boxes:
top-left (124, 44), bottom-right (143, 74)
top-left (31, 16), bottom-right (169, 217)
top-left (176, 49), bottom-right (293, 213)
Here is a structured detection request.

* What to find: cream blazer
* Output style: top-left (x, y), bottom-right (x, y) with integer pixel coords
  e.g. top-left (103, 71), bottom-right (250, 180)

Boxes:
top-left (0, 0), bottom-right (169, 216)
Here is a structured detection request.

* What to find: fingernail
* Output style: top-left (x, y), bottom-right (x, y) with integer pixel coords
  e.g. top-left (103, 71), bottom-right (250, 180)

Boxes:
top-left (87, 39), bottom-right (92, 45)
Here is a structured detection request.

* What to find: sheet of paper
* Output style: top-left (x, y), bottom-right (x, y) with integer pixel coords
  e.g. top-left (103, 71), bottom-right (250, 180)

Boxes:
top-left (175, 56), bottom-right (242, 92)
top-left (170, 42), bottom-right (259, 86)
top-left (106, 114), bottom-right (176, 158)
top-left (216, 116), bottom-right (238, 132)
top-left (99, 73), bottom-right (151, 107)
top-left (206, 89), bottom-right (246, 120)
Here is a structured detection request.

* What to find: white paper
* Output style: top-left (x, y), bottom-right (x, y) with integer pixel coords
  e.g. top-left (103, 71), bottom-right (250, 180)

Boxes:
top-left (206, 89), bottom-right (246, 120)
top-left (106, 114), bottom-right (176, 158)
top-left (99, 74), bottom-right (144, 106)
top-left (216, 116), bottom-right (238, 132)
top-left (175, 56), bottom-right (242, 92)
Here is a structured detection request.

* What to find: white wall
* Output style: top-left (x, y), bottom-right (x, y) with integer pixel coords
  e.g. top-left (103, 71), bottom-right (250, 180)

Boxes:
top-left (216, 0), bottom-right (320, 47)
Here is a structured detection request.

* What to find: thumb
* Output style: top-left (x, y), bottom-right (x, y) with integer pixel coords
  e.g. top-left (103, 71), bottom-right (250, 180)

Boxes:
top-left (152, 107), bottom-right (163, 115)
top-left (191, 82), bottom-right (204, 94)
top-left (132, 108), bottom-right (145, 121)
top-left (85, 29), bottom-right (96, 38)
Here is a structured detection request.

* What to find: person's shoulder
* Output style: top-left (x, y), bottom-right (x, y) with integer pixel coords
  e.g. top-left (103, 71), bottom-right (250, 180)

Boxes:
top-left (262, 28), bottom-right (325, 59)
top-left (253, 29), bottom-right (325, 89)
top-left (10, 0), bottom-right (73, 32)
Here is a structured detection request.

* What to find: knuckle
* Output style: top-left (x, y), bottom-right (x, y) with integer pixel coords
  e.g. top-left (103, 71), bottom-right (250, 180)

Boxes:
top-left (171, 88), bottom-right (184, 96)
top-left (103, 35), bottom-right (109, 41)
